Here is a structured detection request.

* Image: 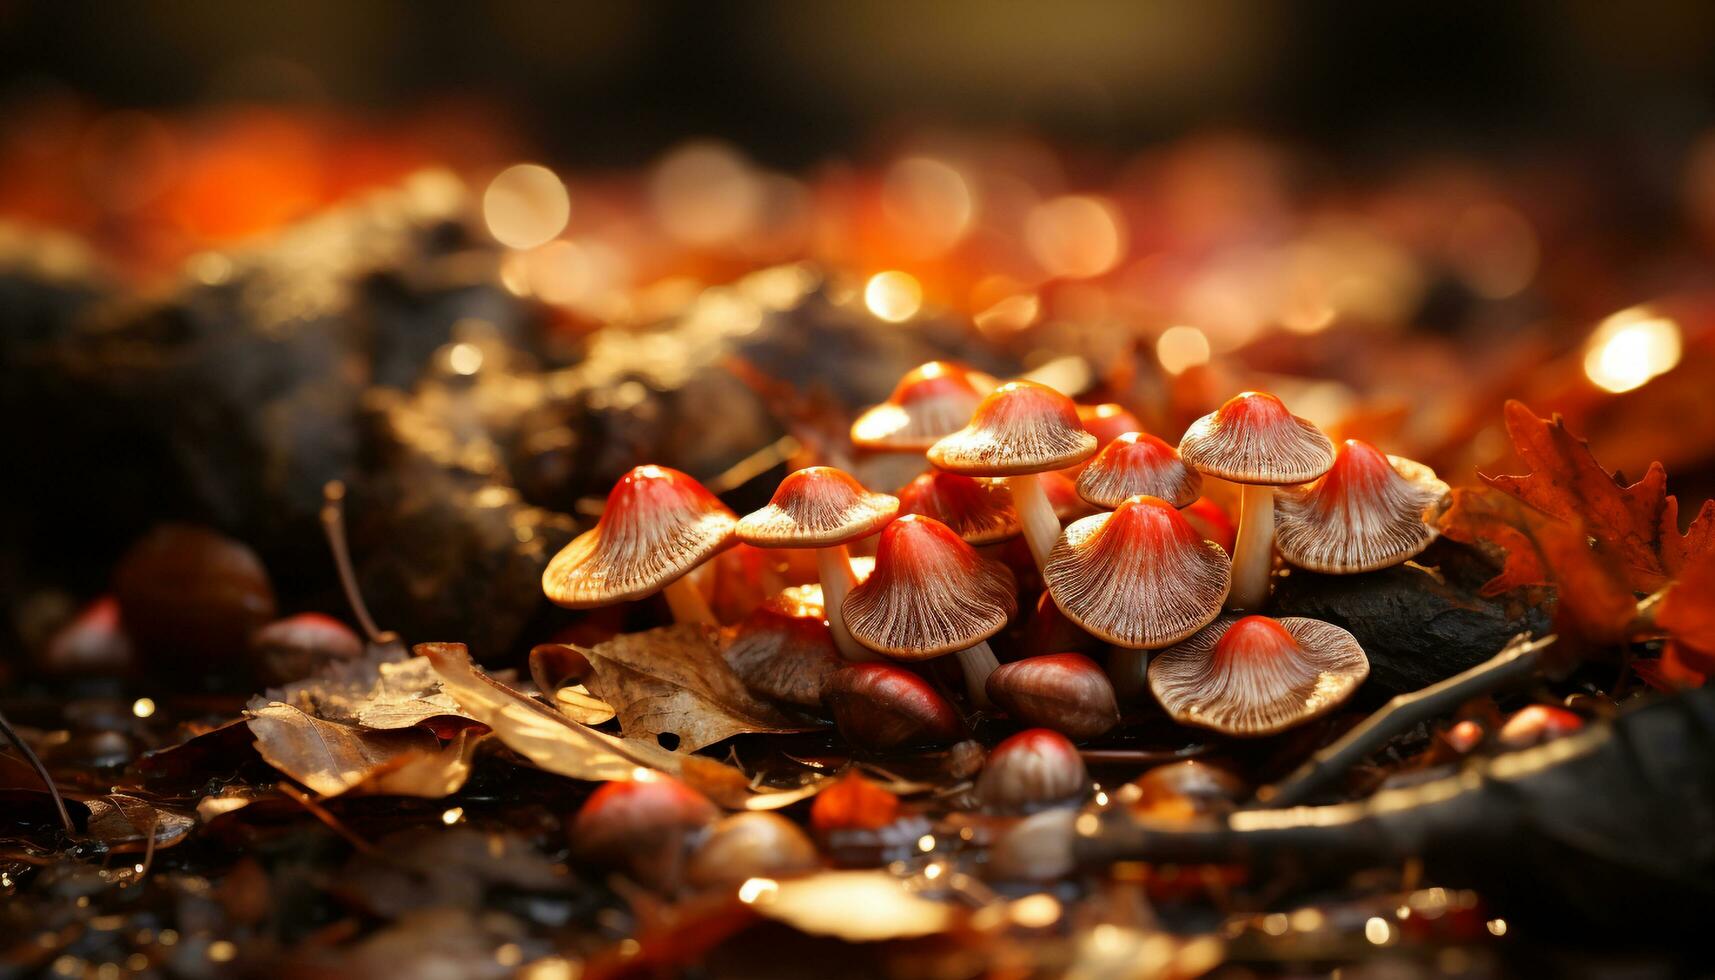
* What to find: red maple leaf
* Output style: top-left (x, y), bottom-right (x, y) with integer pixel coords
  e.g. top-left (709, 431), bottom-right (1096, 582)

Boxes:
top-left (1657, 545), bottom-right (1715, 679)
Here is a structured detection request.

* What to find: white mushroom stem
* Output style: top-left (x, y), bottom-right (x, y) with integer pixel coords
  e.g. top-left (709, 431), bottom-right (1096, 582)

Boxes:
top-left (1229, 483), bottom-right (1277, 611)
top-left (817, 545), bottom-right (879, 662)
top-left (1007, 474), bottom-right (1061, 571)
top-left (1105, 647), bottom-right (1150, 703)
top-left (954, 640), bottom-right (1000, 709)
top-left (663, 577), bottom-right (718, 626)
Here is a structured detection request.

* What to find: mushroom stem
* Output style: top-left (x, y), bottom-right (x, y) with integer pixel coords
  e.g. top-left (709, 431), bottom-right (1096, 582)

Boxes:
top-left (663, 577), bottom-right (718, 626)
top-left (1007, 474), bottom-right (1061, 571)
top-left (816, 545), bottom-right (878, 662)
top-left (954, 640), bottom-right (1000, 709)
top-left (1228, 483), bottom-right (1276, 610)
top-left (1105, 647), bottom-right (1150, 702)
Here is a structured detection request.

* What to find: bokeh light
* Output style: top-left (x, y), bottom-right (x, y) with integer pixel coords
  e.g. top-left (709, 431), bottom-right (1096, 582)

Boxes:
top-left (1583, 307), bottom-right (1683, 393)
top-left (651, 141), bottom-right (761, 248)
top-left (882, 156), bottom-right (975, 256)
top-left (865, 270), bottom-right (923, 322)
top-left (1025, 194), bottom-right (1125, 278)
top-left (483, 163), bottom-right (570, 249)
top-left (1156, 325), bottom-right (1211, 374)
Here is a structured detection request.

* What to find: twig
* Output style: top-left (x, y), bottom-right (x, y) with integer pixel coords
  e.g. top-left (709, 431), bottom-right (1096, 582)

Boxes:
top-left (1256, 632), bottom-right (1558, 808)
top-left (0, 705), bottom-right (75, 835)
top-left (276, 782), bottom-right (380, 856)
top-left (320, 480), bottom-right (396, 646)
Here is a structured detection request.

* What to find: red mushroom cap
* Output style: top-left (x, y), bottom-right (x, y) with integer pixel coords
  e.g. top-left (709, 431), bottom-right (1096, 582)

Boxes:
top-left (724, 586), bottom-right (844, 709)
top-left (1178, 391), bottom-right (1334, 485)
top-left (975, 728), bottom-right (1090, 812)
top-left (737, 466), bottom-right (899, 548)
top-left (41, 596), bottom-right (135, 676)
top-left (851, 361), bottom-right (989, 451)
top-left (569, 773), bottom-right (720, 881)
top-left (1496, 704), bottom-right (1585, 749)
top-left (823, 662), bottom-right (964, 750)
top-left (1181, 497), bottom-right (1237, 554)
top-left (1274, 439), bottom-right (1450, 573)
top-left (1039, 470), bottom-right (1099, 521)
top-left (842, 515), bottom-right (1017, 658)
top-left (250, 612), bottom-right (365, 685)
top-left (542, 465), bottom-right (737, 608)
top-left (985, 653), bottom-right (1120, 740)
top-left (1148, 615), bottom-right (1369, 737)
top-left (1044, 496), bottom-right (1231, 649)
top-left (1077, 403), bottom-right (1144, 449)
top-left (928, 381), bottom-right (1097, 476)
top-left (1076, 432), bottom-right (1204, 510)
top-left (895, 470), bottom-right (1021, 546)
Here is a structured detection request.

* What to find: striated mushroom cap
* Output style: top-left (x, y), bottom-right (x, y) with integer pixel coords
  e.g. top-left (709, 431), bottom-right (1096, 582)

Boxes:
top-left (723, 585), bottom-right (845, 709)
top-left (737, 466), bottom-right (899, 548)
top-left (928, 381), bottom-right (1097, 476)
top-left (1273, 440), bottom-right (1450, 573)
top-left (851, 361), bottom-right (989, 451)
top-left (1077, 432), bottom-right (1204, 509)
top-left (823, 662), bottom-right (964, 749)
top-left (1148, 615), bottom-right (1369, 737)
top-left (1044, 496), bottom-right (1231, 649)
top-left (1178, 391), bottom-right (1334, 485)
top-left (842, 515), bottom-right (1017, 659)
top-left (895, 470), bottom-right (1021, 546)
top-left (543, 465), bottom-right (737, 608)
top-left (986, 653), bottom-right (1120, 740)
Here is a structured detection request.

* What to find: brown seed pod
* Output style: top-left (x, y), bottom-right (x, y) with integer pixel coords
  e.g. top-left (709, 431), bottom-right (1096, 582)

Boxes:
top-left (113, 524), bottom-right (277, 665)
top-left (986, 653), bottom-right (1119, 740)
top-left (822, 663), bottom-right (964, 750)
top-left (568, 774), bottom-right (719, 889)
top-left (723, 585), bottom-right (844, 709)
top-left (686, 812), bottom-right (820, 888)
top-left (975, 728), bottom-right (1090, 813)
top-left (249, 613), bottom-right (364, 685)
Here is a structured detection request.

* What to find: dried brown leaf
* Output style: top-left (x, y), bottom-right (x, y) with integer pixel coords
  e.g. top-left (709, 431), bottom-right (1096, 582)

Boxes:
top-left (245, 702), bottom-right (439, 797)
top-left (360, 729), bottom-right (488, 799)
top-left (81, 794), bottom-right (195, 851)
top-left (575, 624), bottom-right (818, 752)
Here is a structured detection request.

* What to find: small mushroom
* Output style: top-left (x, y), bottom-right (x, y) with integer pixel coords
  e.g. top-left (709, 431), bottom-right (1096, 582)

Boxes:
top-left (686, 812), bottom-right (820, 888)
top-left (1044, 495), bottom-right (1231, 650)
top-left (1273, 439), bottom-right (1450, 574)
top-left (895, 470), bottom-right (1021, 546)
top-left (569, 773), bottom-right (719, 889)
top-left (1060, 402), bottom-right (1144, 478)
top-left (851, 360), bottom-right (990, 452)
top-left (40, 596), bottom-right (135, 677)
top-left (986, 653), bottom-right (1120, 740)
top-left (1076, 432), bottom-right (1203, 510)
top-left (250, 613), bottom-right (365, 685)
top-left (1178, 392), bottom-right (1334, 610)
top-left (723, 585), bottom-right (845, 709)
top-left (1496, 704), bottom-right (1585, 749)
top-left (1039, 470), bottom-right (1099, 522)
top-left (1148, 615), bottom-right (1369, 737)
top-left (929, 380), bottom-right (1098, 570)
top-left (841, 515), bottom-right (1017, 707)
top-left (542, 465), bottom-right (737, 625)
top-left (975, 728), bottom-right (1090, 812)
top-left (737, 467), bottom-right (898, 660)
top-left (823, 663), bottom-right (964, 751)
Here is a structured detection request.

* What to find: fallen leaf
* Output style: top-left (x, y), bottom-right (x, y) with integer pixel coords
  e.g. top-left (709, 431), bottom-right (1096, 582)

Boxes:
top-left (746, 870), bottom-right (955, 941)
top-left (361, 729), bottom-right (488, 798)
top-left (245, 702), bottom-right (439, 797)
top-left (1483, 400), bottom-right (1715, 592)
top-left (1658, 545), bottom-right (1715, 677)
top-left (81, 794), bottom-right (195, 851)
top-left (421, 641), bottom-right (691, 781)
top-left (575, 624), bottom-right (818, 753)
top-left (257, 642), bottom-right (471, 729)
top-left (530, 643), bottom-right (617, 724)
top-left (810, 771), bottom-right (900, 834)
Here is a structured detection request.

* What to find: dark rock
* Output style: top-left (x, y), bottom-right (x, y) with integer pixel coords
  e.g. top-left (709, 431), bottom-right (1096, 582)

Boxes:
top-left (1271, 539), bottom-right (1551, 698)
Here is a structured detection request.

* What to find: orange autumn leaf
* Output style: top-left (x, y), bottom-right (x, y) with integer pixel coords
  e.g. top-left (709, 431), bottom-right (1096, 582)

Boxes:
top-left (1483, 400), bottom-right (1715, 593)
top-left (1658, 546), bottom-right (1715, 675)
top-left (809, 770), bottom-right (899, 834)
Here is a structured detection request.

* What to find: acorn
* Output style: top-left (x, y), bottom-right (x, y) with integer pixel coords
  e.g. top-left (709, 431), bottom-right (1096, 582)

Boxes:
top-left (250, 613), bottom-right (365, 685)
top-left (686, 812), bottom-right (820, 888)
top-left (568, 774), bottom-right (719, 889)
top-left (986, 653), bottom-right (1119, 740)
top-left (823, 663), bottom-right (964, 751)
top-left (975, 728), bottom-right (1090, 813)
top-left (113, 524), bottom-right (276, 666)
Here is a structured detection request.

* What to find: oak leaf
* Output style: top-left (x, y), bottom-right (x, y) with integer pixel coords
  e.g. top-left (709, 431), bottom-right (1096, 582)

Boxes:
top-left (1657, 545), bottom-right (1715, 680)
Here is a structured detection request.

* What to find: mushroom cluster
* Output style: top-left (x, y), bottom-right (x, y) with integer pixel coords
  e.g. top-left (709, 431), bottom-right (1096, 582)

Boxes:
top-left (540, 367), bottom-right (1454, 866)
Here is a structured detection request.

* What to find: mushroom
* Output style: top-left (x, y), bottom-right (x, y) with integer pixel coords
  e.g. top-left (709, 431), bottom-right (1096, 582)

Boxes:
top-left (568, 772), bottom-right (719, 889)
top-left (975, 728), bottom-right (1090, 813)
top-left (1496, 704), bottom-right (1585, 749)
top-left (723, 585), bottom-right (845, 709)
top-left (1076, 432), bottom-right (1203, 510)
top-left (1178, 391), bottom-right (1334, 610)
top-left (1061, 402), bottom-right (1144, 478)
top-left (850, 360), bottom-right (990, 453)
top-left (929, 380), bottom-right (1098, 569)
top-left (250, 612), bottom-right (365, 685)
top-left (1039, 470), bottom-right (1099, 522)
top-left (1043, 495), bottom-right (1231, 650)
top-left (737, 466), bottom-right (898, 660)
top-left (40, 596), bottom-right (135, 677)
top-left (1148, 615), bottom-right (1369, 737)
top-left (686, 812), bottom-right (820, 888)
top-left (895, 470), bottom-right (1021, 546)
top-left (841, 514), bottom-right (1017, 707)
top-left (1273, 439), bottom-right (1450, 574)
top-left (986, 653), bottom-right (1120, 740)
top-left (114, 523), bottom-right (278, 666)
top-left (823, 662), bottom-right (964, 750)
top-left (542, 465), bottom-right (736, 626)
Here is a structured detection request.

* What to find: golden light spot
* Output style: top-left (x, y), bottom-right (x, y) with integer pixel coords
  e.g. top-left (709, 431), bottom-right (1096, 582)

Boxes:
top-left (922, 862), bottom-right (943, 880)
top-left (883, 157), bottom-right (975, 256)
top-left (865, 271), bottom-right (923, 323)
top-left (738, 877), bottom-right (779, 904)
top-left (1487, 918), bottom-right (1508, 937)
top-left (1261, 913), bottom-right (1289, 936)
top-left (483, 164), bottom-right (570, 250)
top-left (1583, 307), bottom-right (1683, 393)
top-left (631, 766), bottom-right (660, 782)
top-left (973, 293), bottom-right (1040, 336)
top-left (1156, 325), bottom-right (1211, 375)
top-left (1364, 916), bottom-right (1393, 945)
top-left (131, 697), bottom-right (156, 719)
top-left (447, 343), bottom-right (484, 376)
top-left (1449, 204), bottom-right (1538, 300)
top-left (1075, 812), bottom-right (1100, 836)
top-left (1025, 195), bottom-right (1125, 279)
top-left (495, 944), bottom-right (523, 967)
top-left (207, 940), bottom-right (237, 963)
top-left (651, 141), bottom-right (760, 248)
top-left (1289, 908), bottom-right (1324, 932)
top-left (1010, 893), bottom-right (1061, 928)
top-left (916, 833), bottom-right (937, 853)
top-left (441, 807), bottom-right (465, 825)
